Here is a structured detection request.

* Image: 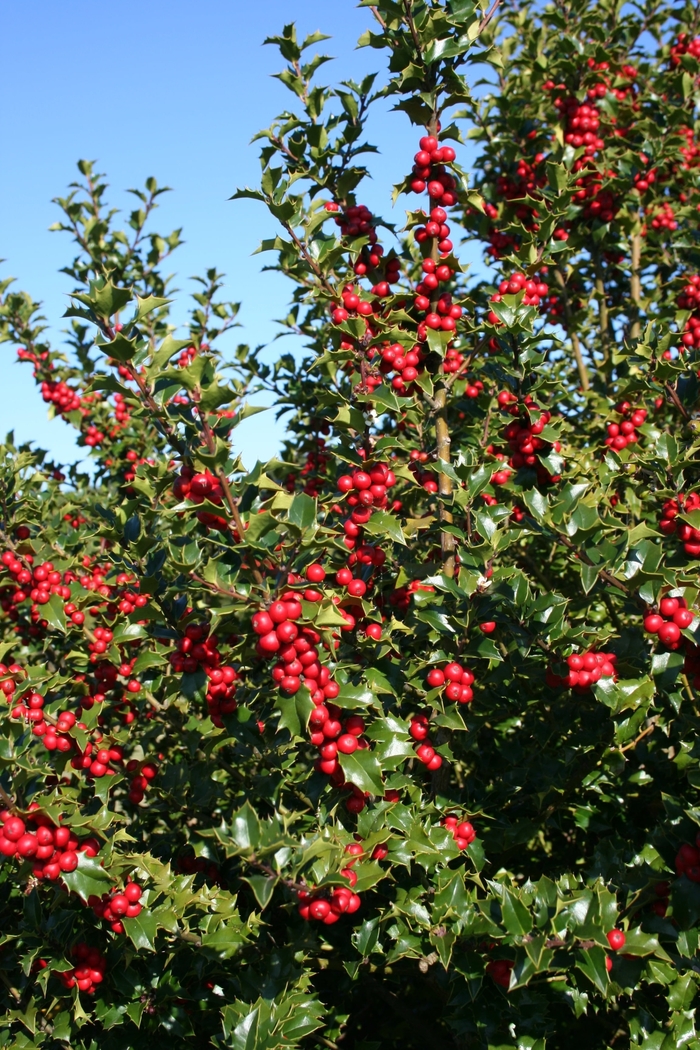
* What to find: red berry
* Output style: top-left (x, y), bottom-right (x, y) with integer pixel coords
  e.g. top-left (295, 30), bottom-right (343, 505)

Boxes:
top-left (606, 929), bottom-right (625, 951)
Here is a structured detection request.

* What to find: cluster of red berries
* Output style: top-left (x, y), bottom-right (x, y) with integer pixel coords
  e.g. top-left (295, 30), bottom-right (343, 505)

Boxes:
top-left (40, 377), bottom-right (83, 415)
top-left (173, 467), bottom-right (228, 532)
top-left (59, 943), bottom-right (107, 995)
top-left (169, 624), bottom-right (238, 727)
top-left (644, 596), bottom-right (694, 648)
top-left (124, 758), bottom-right (158, 804)
top-left (408, 133), bottom-right (458, 201)
top-left (604, 403), bottom-right (647, 451)
top-left (491, 271), bottom-right (550, 312)
top-left (297, 848), bottom-right (362, 924)
top-left (492, 393), bottom-right (562, 485)
top-left (414, 250), bottom-right (463, 334)
top-left (676, 275), bottom-right (700, 354)
top-left (112, 390), bottom-right (131, 428)
top-left (332, 283), bottom-right (377, 323)
top-left (487, 958), bottom-right (514, 988)
top-left (675, 833), bottom-right (700, 882)
top-left (644, 201), bottom-right (677, 235)
top-left (89, 880), bottom-right (144, 934)
top-left (0, 806), bottom-right (100, 881)
top-left (684, 645), bottom-right (700, 692)
top-left (374, 342), bottom-right (425, 394)
top-left (546, 650), bottom-right (617, 692)
top-left (0, 552), bottom-right (71, 609)
top-left (253, 587), bottom-right (376, 810)
top-left (658, 492), bottom-right (700, 557)
top-left (337, 463), bottom-right (397, 515)
top-left (555, 94), bottom-right (605, 156)
top-left (670, 33), bottom-right (700, 67)
top-left (425, 662), bottom-right (476, 705)
top-left (441, 814), bottom-right (477, 850)
top-left (409, 712), bottom-right (443, 773)
top-left (175, 851), bottom-right (225, 885)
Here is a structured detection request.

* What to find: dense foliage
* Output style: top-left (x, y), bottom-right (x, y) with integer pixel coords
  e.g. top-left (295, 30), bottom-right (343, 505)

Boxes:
top-left (3, 0), bottom-right (700, 1046)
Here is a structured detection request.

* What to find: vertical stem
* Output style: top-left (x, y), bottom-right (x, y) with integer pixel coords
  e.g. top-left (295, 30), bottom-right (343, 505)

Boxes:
top-left (554, 268), bottom-right (590, 392)
top-left (594, 263), bottom-right (610, 365)
top-left (435, 390), bottom-right (456, 577)
top-left (630, 232), bottom-right (642, 343)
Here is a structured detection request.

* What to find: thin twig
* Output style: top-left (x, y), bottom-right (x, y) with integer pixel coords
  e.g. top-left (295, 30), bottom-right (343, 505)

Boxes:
top-left (478, 0), bottom-right (502, 34)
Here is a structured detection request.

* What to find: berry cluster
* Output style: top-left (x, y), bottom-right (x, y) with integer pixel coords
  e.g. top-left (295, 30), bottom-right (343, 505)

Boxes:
top-left (124, 758), bottom-right (158, 804)
top-left (414, 250), bottom-right (462, 334)
top-left (89, 880), bottom-right (144, 934)
top-left (0, 806), bottom-right (100, 881)
top-left (337, 462), bottom-right (397, 517)
top-left (658, 492), bottom-right (700, 557)
top-left (644, 596), bottom-right (694, 648)
top-left (670, 33), bottom-right (700, 67)
top-left (375, 342), bottom-right (425, 394)
top-left (169, 624), bottom-right (238, 726)
top-left (297, 855), bottom-right (361, 925)
top-left (409, 134), bottom-right (458, 201)
top-left (487, 958), bottom-right (514, 988)
top-left (491, 271), bottom-right (550, 311)
top-left (409, 712), bottom-right (443, 772)
top-left (492, 393), bottom-right (562, 486)
top-left (425, 662), bottom-right (476, 705)
top-left (59, 943), bottom-right (107, 995)
top-left (676, 275), bottom-right (700, 354)
top-left (604, 403), bottom-right (647, 452)
top-left (173, 467), bottom-right (228, 532)
top-left (441, 814), bottom-right (477, 850)
top-left (675, 833), bottom-right (700, 882)
top-left (546, 650), bottom-right (617, 692)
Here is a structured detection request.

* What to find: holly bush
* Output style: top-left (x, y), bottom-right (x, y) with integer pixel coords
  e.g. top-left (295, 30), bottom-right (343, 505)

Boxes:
top-left (3, 1), bottom-right (700, 1047)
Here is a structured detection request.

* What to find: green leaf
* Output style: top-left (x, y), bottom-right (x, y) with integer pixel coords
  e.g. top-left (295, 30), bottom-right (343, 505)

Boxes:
top-left (362, 510), bottom-right (407, 546)
top-left (122, 908), bottom-right (160, 951)
top-left (241, 875), bottom-right (277, 910)
top-left (501, 889), bottom-right (532, 935)
top-left (338, 749), bottom-right (384, 795)
top-left (43, 592), bottom-right (66, 633)
top-left (231, 802), bottom-right (261, 850)
top-left (99, 332), bottom-right (140, 363)
top-left (61, 853), bottom-right (112, 902)
top-left (288, 492), bottom-right (317, 530)
top-left (576, 946), bottom-right (610, 994)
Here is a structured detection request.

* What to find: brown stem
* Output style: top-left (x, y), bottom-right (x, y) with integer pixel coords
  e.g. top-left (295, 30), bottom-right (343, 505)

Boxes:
top-left (402, 0), bottom-right (423, 55)
top-left (281, 222), bottom-right (335, 297)
top-left (594, 264), bottom-right (610, 371)
top-left (664, 381), bottom-right (690, 420)
top-left (435, 391), bottom-right (456, 577)
top-left (190, 571), bottom-right (250, 603)
top-left (478, 0), bottom-right (502, 34)
top-left (125, 362), bottom-right (187, 456)
top-left (554, 269), bottom-right (589, 391)
top-left (554, 531), bottom-right (645, 607)
top-left (197, 413), bottom-right (265, 587)
top-left (630, 232), bottom-right (642, 342)
top-left (0, 784), bottom-right (15, 811)
top-left (618, 720), bottom-right (656, 753)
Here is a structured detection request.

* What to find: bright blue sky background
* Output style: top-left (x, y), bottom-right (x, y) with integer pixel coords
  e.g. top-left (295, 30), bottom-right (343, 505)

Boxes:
top-left (0, 1), bottom-right (483, 469)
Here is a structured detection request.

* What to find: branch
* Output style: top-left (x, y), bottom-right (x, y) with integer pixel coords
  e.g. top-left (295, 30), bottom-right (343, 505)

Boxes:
top-left (664, 381), bottom-right (690, 420)
top-left (553, 268), bottom-right (590, 392)
top-left (402, 0), bottom-right (423, 56)
top-left (478, 0), bottom-right (502, 34)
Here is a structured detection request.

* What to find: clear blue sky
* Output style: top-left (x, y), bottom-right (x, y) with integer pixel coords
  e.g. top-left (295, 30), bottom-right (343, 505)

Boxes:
top-left (0, 1), bottom-right (481, 468)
